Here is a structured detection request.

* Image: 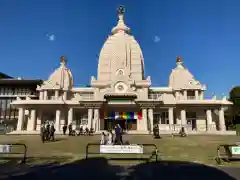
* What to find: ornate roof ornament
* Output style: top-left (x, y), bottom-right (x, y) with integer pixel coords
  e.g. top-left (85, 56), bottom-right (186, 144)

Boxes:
top-left (111, 5), bottom-right (130, 34)
top-left (176, 56), bottom-right (184, 68)
top-left (60, 56), bottom-right (67, 66)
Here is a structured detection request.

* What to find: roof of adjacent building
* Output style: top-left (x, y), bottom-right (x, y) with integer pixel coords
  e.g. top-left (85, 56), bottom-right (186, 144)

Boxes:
top-left (0, 79), bottom-right (43, 85)
top-left (0, 72), bottom-right (12, 79)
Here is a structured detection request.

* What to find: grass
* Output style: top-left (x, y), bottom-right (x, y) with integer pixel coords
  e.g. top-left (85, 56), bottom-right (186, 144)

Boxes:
top-left (0, 134), bottom-right (239, 167)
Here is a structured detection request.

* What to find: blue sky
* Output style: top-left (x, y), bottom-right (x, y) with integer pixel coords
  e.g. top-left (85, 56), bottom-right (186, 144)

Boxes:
top-left (0, 0), bottom-right (240, 98)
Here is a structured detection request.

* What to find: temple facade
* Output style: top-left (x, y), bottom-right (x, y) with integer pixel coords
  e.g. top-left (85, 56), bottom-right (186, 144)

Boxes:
top-left (11, 7), bottom-right (232, 134)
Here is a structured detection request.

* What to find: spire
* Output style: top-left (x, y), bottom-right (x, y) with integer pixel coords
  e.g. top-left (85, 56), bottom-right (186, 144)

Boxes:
top-left (60, 56), bottom-right (67, 66)
top-left (111, 5), bottom-right (130, 34)
top-left (176, 56), bottom-right (184, 68)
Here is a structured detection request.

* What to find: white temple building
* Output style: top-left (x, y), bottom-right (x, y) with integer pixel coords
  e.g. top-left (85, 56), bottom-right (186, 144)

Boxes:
top-left (11, 6), bottom-right (232, 134)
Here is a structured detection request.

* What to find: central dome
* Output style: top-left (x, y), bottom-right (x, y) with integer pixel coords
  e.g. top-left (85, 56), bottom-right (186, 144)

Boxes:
top-left (97, 6), bottom-right (145, 82)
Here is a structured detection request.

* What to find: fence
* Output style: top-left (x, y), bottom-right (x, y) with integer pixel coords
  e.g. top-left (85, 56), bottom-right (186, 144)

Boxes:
top-left (0, 143), bottom-right (27, 164)
top-left (85, 143), bottom-right (159, 163)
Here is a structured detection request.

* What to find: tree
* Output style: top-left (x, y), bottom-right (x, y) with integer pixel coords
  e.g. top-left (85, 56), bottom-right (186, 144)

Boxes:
top-left (226, 86), bottom-right (240, 130)
top-left (229, 86), bottom-right (240, 116)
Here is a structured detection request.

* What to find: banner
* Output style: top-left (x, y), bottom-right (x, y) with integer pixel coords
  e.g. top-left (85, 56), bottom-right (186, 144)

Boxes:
top-left (100, 145), bottom-right (143, 154)
top-left (100, 112), bottom-right (142, 120)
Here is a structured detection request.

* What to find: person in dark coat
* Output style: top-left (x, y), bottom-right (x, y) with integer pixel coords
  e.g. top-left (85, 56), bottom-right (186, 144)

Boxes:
top-left (63, 124), bottom-right (67, 135)
top-left (179, 127), bottom-right (187, 137)
top-left (40, 124), bottom-right (45, 143)
top-left (114, 124), bottom-right (123, 145)
top-left (153, 124), bottom-right (160, 139)
top-left (50, 123), bottom-right (56, 141)
top-left (68, 123), bottom-right (72, 136)
top-left (46, 122), bottom-right (50, 140)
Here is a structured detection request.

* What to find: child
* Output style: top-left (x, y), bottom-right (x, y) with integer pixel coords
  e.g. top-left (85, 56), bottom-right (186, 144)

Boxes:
top-left (100, 132), bottom-right (106, 145)
top-left (107, 131), bottom-right (113, 145)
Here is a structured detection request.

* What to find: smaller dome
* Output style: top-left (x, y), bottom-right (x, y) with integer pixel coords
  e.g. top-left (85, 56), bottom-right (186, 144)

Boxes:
top-left (169, 56), bottom-right (195, 90)
top-left (111, 5), bottom-right (130, 34)
top-left (48, 56), bottom-right (74, 90)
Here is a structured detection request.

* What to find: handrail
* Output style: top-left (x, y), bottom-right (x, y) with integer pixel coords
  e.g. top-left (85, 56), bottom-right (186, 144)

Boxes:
top-left (0, 143), bottom-right (27, 164)
top-left (85, 143), bottom-right (159, 162)
top-left (216, 144), bottom-right (240, 164)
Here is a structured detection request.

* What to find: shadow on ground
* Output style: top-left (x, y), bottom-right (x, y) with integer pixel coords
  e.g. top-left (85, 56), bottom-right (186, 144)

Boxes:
top-left (0, 157), bottom-right (238, 180)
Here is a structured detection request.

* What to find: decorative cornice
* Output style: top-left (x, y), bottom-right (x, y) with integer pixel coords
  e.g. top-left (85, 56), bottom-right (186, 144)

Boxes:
top-left (79, 101), bottom-right (103, 108)
top-left (136, 100), bottom-right (162, 109)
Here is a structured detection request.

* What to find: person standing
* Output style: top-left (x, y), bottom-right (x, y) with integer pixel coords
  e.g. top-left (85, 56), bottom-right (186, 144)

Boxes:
top-left (107, 130), bottom-right (113, 145)
top-left (40, 124), bottom-right (45, 143)
top-left (114, 124), bottom-right (123, 145)
top-left (50, 123), bottom-right (56, 141)
top-left (63, 124), bottom-right (67, 135)
top-left (46, 122), bottom-right (50, 140)
top-left (68, 123), bottom-right (72, 136)
top-left (100, 132), bottom-right (106, 145)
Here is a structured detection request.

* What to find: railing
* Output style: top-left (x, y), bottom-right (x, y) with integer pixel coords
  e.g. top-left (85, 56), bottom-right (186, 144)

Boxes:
top-left (85, 143), bottom-right (159, 162)
top-left (0, 143), bottom-right (27, 164)
top-left (187, 96), bottom-right (196, 100)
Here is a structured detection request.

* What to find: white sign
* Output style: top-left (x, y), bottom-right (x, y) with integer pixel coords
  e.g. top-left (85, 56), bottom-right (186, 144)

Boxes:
top-left (100, 145), bottom-right (143, 154)
top-left (0, 145), bottom-right (11, 153)
top-left (231, 146), bottom-right (240, 155)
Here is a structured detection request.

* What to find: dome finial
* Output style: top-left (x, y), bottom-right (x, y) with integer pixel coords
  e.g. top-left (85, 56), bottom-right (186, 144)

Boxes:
top-left (111, 5), bottom-right (130, 34)
top-left (117, 5), bottom-right (125, 17)
top-left (176, 56), bottom-right (184, 68)
top-left (60, 56), bottom-right (67, 66)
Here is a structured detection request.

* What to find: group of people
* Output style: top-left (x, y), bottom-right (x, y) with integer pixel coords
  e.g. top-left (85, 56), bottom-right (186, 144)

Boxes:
top-left (62, 123), bottom-right (94, 136)
top-left (40, 121), bottom-right (56, 143)
top-left (100, 124), bottom-right (124, 145)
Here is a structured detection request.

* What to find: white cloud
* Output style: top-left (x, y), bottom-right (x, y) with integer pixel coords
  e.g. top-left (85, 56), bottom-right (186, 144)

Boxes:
top-left (46, 33), bottom-right (55, 41)
top-left (153, 36), bottom-right (160, 43)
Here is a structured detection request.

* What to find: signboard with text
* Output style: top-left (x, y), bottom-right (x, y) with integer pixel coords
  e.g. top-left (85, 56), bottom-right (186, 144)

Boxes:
top-left (100, 145), bottom-right (143, 154)
top-left (0, 145), bottom-right (11, 153)
top-left (231, 146), bottom-right (240, 155)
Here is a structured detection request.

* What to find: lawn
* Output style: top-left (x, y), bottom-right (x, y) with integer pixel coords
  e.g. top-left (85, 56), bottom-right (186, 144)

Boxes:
top-left (0, 134), bottom-right (239, 167)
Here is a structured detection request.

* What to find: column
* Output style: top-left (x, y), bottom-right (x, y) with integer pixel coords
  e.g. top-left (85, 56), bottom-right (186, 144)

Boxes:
top-left (17, 108), bottom-right (24, 131)
top-left (55, 110), bottom-right (61, 132)
top-left (219, 107), bottom-right (226, 131)
top-left (93, 109), bottom-right (99, 131)
top-left (87, 108), bottom-right (93, 129)
top-left (206, 109), bottom-right (213, 131)
top-left (68, 108), bottom-right (73, 125)
top-left (142, 108), bottom-right (148, 131)
top-left (195, 90), bottom-right (199, 100)
top-left (39, 91), bottom-right (44, 100)
top-left (180, 109), bottom-right (186, 126)
top-left (199, 91), bottom-right (204, 100)
top-left (175, 92), bottom-right (180, 100)
top-left (44, 90), bottom-right (48, 100)
top-left (55, 90), bottom-right (59, 100)
top-left (183, 91), bottom-right (187, 100)
top-left (168, 108), bottom-right (174, 131)
top-left (148, 109), bottom-right (154, 132)
top-left (36, 110), bottom-right (42, 131)
top-left (63, 92), bottom-right (67, 100)
top-left (27, 109), bottom-right (36, 131)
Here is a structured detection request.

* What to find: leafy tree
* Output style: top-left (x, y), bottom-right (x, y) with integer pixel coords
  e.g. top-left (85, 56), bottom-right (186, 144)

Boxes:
top-left (229, 86), bottom-right (240, 115)
top-left (226, 86), bottom-right (240, 130)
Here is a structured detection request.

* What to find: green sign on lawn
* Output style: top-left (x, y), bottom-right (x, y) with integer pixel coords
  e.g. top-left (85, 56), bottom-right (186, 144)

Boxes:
top-left (231, 146), bottom-right (240, 155)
